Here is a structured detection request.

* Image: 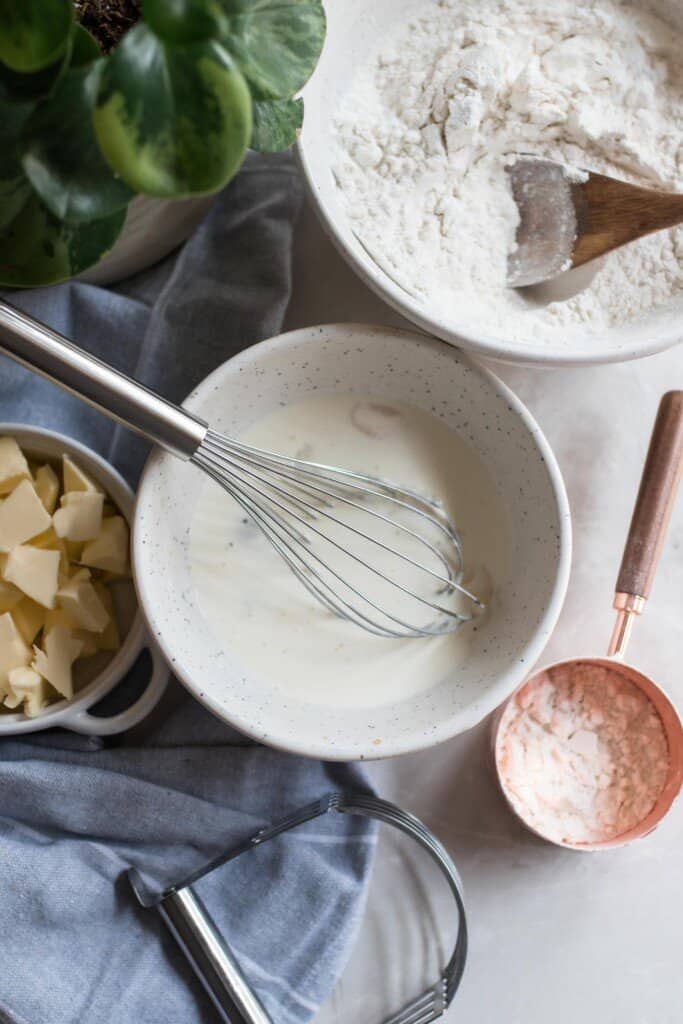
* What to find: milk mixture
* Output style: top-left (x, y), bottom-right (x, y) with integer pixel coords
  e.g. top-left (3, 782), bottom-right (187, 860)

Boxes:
top-left (334, 0), bottom-right (683, 342)
top-left (190, 395), bottom-right (509, 708)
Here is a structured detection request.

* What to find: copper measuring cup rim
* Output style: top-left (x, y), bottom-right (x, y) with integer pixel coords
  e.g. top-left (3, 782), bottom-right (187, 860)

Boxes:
top-left (493, 391), bottom-right (683, 851)
top-left (493, 655), bottom-right (683, 851)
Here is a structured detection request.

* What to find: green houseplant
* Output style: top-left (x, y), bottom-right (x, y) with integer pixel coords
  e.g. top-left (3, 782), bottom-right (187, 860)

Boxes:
top-left (0, 0), bottom-right (326, 287)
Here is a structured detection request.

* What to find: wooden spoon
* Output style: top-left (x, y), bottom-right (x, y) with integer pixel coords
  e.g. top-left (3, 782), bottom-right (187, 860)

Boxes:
top-left (506, 157), bottom-right (683, 287)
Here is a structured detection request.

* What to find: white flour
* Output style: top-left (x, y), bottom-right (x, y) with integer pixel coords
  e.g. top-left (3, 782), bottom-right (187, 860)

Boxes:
top-left (333, 0), bottom-right (683, 342)
top-left (496, 663), bottom-right (670, 846)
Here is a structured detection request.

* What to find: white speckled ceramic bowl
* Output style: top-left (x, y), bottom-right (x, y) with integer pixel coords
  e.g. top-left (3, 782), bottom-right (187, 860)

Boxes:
top-left (298, 0), bottom-right (683, 368)
top-left (0, 425), bottom-right (168, 736)
top-left (134, 324), bottom-right (571, 760)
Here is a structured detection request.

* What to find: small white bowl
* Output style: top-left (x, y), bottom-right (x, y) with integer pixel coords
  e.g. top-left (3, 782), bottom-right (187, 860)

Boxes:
top-left (298, 0), bottom-right (683, 368)
top-left (134, 323), bottom-right (571, 760)
top-left (0, 425), bottom-right (168, 736)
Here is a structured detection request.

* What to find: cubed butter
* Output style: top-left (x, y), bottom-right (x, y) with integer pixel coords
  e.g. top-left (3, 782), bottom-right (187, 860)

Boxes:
top-left (57, 577), bottom-right (110, 633)
top-left (4, 545), bottom-right (60, 608)
top-left (73, 629), bottom-right (99, 658)
top-left (0, 437), bottom-right (30, 495)
top-left (81, 516), bottom-right (129, 575)
top-left (92, 581), bottom-right (120, 652)
top-left (53, 491), bottom-right (104, 542)
top-left (30, 527), bottom-right (71, 577)
top-left (5, 666), bottom-right (48, 716)
top-left (33, 464), bottom-right (60, 514)
top-left (63, 455), bottom-right (101, 494)
top-left (32, 626), bottom-right (82, 700)
top-left (65, 539), bottom-right (84, 563)
top-left (44, 607), bottom-right (77, 633)
top-left (0, 479), bottom-right (52, 552)
top-left (0, 611), bottom-right (31, 690)
top-left (0, 578), bottom-right (22, 613)
top-left (12, 597), bottom-right (46, 644)
top-left (0, 440), bottom-right (132, 717)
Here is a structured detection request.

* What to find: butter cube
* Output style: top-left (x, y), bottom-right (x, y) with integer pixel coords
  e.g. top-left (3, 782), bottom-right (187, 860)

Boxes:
top-left (65, 539), bottom-right (84, 563)
top-left (53, 491), bottom-right (104, 542)
top-left (93, 581), bottom-right (120, 652)
top-left (73, 629), bottom-right (99, 658)
top-left (81, 516), bottom-right (129, 575)
top-left (44, 607), bottom-right (77, 633)
top-left (0, 437), bottom-right (30, 495)
top-left (12, 597), bottom-right (46, 644)
top-left (57, 577), bottom-right (110, 633)
top-left (63, 455), bottom-right (101, 494)
top-left (0, 578), bottom-right (22, 613)
top-left (4, 545), bottom-right (60, 608)
top-left (52, 576), bottom-right (109, 656)
top-left (34, 464), bottom-right (59, 514)
top-left (32, 626), bottom-right (82, 699)
top-left (0, 479), bottom-right (52, 552)
top-left (0, 611), bottom-right (31, 690)
top-left (5, 666), bottom-right (48, 716)
top-left (30, 527), bottom-right (71, 577)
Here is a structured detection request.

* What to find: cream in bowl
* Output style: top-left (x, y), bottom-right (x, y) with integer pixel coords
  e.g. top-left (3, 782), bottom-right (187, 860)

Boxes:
top-left (190, 393), bottom-right (507, 709)
top-left (0, 426), bottom-right (167, 735)
top-left (134, 324), bottom-right (571, 760)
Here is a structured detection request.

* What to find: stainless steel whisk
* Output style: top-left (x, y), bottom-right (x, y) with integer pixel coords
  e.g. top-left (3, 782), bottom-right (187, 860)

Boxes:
top-left (0, 301), bottom-right (483, 639)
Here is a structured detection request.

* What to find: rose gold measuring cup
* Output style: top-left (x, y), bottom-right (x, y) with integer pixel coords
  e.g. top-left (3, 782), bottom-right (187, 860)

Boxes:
top-left (493, 391), bottom-right (683, 850)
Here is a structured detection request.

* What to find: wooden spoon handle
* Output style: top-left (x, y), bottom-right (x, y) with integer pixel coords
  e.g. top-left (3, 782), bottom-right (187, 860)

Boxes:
top-left (615, 391), bottom-right (683, 603)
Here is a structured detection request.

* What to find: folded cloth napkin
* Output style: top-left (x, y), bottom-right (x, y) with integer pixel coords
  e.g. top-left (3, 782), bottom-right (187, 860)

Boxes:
top-left (0, 154), bottom-right (376, 1024)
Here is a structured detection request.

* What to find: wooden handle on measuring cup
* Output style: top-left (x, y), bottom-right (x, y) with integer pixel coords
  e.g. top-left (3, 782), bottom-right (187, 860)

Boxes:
top-left (615, 390), bottom-right (683, 604)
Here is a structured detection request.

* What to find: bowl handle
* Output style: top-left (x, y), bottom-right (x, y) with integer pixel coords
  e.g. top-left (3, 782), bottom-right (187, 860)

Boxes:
top-left (60, 639), bottom-right (169, 736)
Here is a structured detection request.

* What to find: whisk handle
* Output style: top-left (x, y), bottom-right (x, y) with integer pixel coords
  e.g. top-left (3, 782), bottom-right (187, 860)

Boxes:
top-left (0, 300), bottom-right (207, 460)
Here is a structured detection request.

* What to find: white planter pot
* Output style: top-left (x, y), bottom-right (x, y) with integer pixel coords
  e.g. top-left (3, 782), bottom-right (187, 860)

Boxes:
top-left (79, 193), bottom-right (216, 286)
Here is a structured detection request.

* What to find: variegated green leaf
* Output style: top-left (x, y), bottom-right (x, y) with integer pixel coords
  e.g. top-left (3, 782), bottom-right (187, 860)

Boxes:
top-left (251, 97), bottom-right (303, 152)
top-left (93, 24), bottom-right (252, 198)
top-left (70, 24), bottom-right (101, 67)
top-left (0, 0), bottom-right (73, 73)
top-left (21, 62), bottom-right (134, 222)
top-left (0, 104), bottom-right (32, 231)
top-left (0, 45), bottom-right (71, 105)
top-left (221, 0), bottom-right (326, 101)
top-left (0, 191), bottom-right (125, 287)
top-left (144, 0), bottom-right (229, 43)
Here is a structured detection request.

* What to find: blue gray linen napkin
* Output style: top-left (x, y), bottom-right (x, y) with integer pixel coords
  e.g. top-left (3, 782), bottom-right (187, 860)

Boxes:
top-left (0, 154), bottom-right (375, 1024)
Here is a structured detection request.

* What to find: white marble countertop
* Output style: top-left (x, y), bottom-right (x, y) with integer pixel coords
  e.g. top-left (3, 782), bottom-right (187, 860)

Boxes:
top-left (285, 200), bottom-right (683, 1024)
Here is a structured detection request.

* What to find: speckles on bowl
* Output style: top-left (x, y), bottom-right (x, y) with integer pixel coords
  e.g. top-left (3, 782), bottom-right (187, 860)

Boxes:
top-left (133, 323), bottom-right (571, 760)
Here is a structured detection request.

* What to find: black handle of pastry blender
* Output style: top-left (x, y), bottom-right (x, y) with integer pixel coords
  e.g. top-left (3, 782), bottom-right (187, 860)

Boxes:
top-left (129, 870), bottom-right (272, 1024)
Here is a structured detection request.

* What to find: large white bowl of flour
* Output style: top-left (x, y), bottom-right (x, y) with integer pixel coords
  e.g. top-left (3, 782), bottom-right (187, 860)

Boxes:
top-left (299, 0), bottom-right (683, 366)
top-left (134, 324), bottom-right (570, 760)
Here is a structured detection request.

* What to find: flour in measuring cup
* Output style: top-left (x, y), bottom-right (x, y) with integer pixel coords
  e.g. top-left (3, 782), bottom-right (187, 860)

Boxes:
top-left (333, 0), bottom-right (683, 342)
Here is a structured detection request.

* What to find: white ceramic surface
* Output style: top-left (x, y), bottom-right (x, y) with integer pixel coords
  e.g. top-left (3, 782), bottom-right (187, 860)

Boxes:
top-left (287, 203), bottom-right (683, 1023)
top-left (78, 194), bottom-right (215, 286)
top-left (298, 0), bottom-right (683, 368)
top-left (0, 425), bottom-right (168, 736)
top-left (134, 323), bottom-right (571, 760)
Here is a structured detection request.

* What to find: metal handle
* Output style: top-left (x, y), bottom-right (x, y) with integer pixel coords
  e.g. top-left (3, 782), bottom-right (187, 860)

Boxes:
top-left (137, 793), bottom-right (467, 1024)
top-left (609, 391), bottom-right (683, 657)
top-left (0, 300), bottom-right (207, 460)
top-left (156, 888), bottom-right (272, 1024)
